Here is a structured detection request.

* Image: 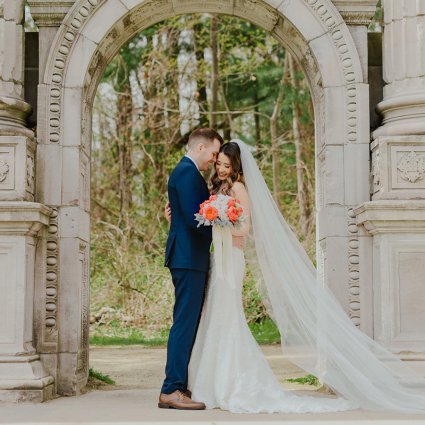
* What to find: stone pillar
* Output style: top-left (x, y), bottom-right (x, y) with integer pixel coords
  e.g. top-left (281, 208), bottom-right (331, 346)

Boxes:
top-left (0, 0), bottom-right (53, 401)
top-left (27, 0), bottom-right (83, 397)
top-left (374, 0), bottom-right (425, 137)
top-left (356, 0), bottom-right (425, 372)
top-left (333, 1), bottom-right (377, 337)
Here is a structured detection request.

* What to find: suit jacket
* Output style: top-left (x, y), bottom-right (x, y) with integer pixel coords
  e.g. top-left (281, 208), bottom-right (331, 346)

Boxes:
top-left (165, 157), bottom-right (212, 272)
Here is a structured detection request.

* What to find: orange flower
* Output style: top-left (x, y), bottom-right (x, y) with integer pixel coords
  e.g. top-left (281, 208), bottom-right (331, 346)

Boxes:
top-left (204, 205), bottom-right (219, 221)
top-left (209, 195), bottom-right (218, 201)
top-left (227, 206), bottom-right (240, 222)
top-left (228, 199), bottom-right (236, 208)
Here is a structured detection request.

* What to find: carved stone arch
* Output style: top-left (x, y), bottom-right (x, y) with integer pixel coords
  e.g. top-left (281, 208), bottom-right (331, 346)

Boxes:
top-left (35, 0), bottom-right (370, 395)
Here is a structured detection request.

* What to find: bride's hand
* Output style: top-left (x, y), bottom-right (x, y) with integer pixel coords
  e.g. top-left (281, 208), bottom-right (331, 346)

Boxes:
top-left (164, 202), bottom-right (171, 223)
top-left (232, 235), bottom-right (245, 249)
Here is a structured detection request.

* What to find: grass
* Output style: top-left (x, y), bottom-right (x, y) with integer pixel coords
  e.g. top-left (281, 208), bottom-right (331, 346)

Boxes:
top-left (88, 367), bottom-right (116, 385)
top-left (90, 317), bottom-right (280, 346)
top-left (249, 318), bottom-right (281, 344)
top-left (287, 374), bottom-right (320, 386)
top-left (90, 335), bottom-right (167, 346)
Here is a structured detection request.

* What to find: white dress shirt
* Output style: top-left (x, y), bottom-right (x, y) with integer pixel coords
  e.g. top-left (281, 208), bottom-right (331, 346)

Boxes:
top-left (185, 154), bottom-right (200, 171)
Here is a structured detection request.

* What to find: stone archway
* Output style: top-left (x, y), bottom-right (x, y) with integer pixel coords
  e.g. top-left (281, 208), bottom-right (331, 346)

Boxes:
top-left (34, 0), bottom-right (370, 396)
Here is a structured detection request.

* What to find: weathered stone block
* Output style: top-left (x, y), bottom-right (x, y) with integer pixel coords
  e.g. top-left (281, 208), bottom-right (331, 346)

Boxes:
top-left (371, 135), bottom-right (425, 200)
top-left (0, 136), bottom-right (35, 201)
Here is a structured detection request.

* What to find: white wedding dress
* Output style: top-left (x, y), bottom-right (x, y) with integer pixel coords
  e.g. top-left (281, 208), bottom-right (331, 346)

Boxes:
top-left (188, 227), bottom-right (355, 413)
top-left (187, 139), bottom-right (425, 415)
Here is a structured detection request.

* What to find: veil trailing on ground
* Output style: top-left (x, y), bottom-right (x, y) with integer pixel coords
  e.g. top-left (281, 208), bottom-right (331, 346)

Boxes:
top-left (231, 138), bottom-right (425, 413)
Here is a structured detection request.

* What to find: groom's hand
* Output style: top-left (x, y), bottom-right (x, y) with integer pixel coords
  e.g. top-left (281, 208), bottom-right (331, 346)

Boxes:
top-left (164, 202), bottom-right (171, 223)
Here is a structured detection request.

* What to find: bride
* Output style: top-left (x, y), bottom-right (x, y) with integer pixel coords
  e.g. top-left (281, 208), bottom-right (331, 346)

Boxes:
top-left (187, 139), bottom-right (425, 414)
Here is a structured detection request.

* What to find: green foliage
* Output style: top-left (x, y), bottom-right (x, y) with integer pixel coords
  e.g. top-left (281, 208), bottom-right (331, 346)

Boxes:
top-left (287, 374), bottom-right (320, 387)
top-left (90, 318), bottom-right (280, 346)
top-left (91, 13), bottom-right (316, 337)
top-left (89, 368), bottom-right (116, 385)
top-left (90, 334), bottom-right (167, 347)
top-left (248, 318), bottom-right (281, 345)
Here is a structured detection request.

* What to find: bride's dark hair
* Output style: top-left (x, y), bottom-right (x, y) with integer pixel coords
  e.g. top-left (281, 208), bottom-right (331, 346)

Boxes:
top-left (209, 141), bottom-right (245, 195)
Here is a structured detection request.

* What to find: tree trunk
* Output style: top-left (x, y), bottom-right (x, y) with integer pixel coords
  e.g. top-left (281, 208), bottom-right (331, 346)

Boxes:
top-left (254, 83), bottom-right (262, 159)
top-left (270, 55), bottom-right (289, 203)
top-left (288, 54), bottom-right (310, 241)
top-left (210, 15), bottom-right (219, 128)
top-left (116, 74), bottom-right (134, 227)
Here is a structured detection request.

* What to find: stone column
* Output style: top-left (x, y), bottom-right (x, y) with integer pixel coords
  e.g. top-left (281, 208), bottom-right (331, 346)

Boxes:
top-left (333, 1), bottom-right (377, 336)
top-left (356, 0), bottom-right (425, 373)
top-left (27, 0), bottom-right (82, 397)
top-left (0, 0), bottom-right (53, 401)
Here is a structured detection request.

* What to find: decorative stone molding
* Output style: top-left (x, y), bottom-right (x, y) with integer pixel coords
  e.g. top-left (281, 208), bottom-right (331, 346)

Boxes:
top-left (338, 11), bottom-right (375, 25)
top-left (26, 153), bottom-right (35, 194)
top-left (397, 151), bottom-right (425, 184)
top-left (45, 0), bottom-right (364, 151)
top-left (371, 147), bottom-right (380, 193)
top-left (0, 158), bottom-right (9, 182)
top-left (46, 0), bottom-right (103, 144)
top-left (44, 208), bottom-right (59, 344)
top-left (347, 208), bottom-right (360, 327)
top-left (0, 201), bottom-right (51, 235)
top-left (371, 136), bottom-right (425, 200)
top-left (27, 1), bottom-right (76, 27)
top-left (332, 0), bottom-right (377, 25)
top-left (0, 136), bottom-right (36, 201)
top-left (355, 200), bottom-right (425, 235)
top-left (0, 146), bottom-right (16, 191)
top-left (0, 97), bottom-right (33, 129)
top-left (77, 241), bottom-right (89, 374)
top-left (235, 0), bottom-right (279, 32)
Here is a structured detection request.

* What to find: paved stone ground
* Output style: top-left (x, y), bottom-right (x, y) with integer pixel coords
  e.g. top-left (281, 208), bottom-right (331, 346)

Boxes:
top-left (87, 345), bottom-right (311, 391)
top-left (1, 346), bottom-right (425, 425)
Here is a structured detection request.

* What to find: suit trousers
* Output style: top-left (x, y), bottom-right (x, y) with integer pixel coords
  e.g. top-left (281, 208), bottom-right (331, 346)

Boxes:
top-left (161, 268), bottom-right (208, 394)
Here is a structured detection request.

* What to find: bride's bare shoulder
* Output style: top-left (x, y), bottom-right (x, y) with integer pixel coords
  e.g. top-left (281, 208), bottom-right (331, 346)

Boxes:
top-left (232, 181), bottom-right (246, 192)
top-left (231, 181), bottom-right (248, 198)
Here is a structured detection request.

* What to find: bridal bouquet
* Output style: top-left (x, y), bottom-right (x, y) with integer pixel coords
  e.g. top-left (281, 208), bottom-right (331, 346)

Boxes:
top-left (195, 194), bottom-right (245, 228)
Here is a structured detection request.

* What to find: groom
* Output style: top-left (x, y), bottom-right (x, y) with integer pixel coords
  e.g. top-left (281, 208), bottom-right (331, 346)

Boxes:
top-left (159, 128), bottom-right (223, 410)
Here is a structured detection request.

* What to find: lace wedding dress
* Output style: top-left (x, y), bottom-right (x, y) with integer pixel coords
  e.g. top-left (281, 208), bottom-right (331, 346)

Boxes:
top-left (188, 139), bottom-right (425, 415)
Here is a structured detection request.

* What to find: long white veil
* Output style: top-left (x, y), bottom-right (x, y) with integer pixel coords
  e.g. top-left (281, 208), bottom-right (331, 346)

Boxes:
top-left (231, 138), bottom-right (425, 413)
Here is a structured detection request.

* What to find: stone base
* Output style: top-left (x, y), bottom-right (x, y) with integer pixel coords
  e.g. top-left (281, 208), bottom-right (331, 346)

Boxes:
top-left (355, 201), bottom-right (425, 366)
top-left (0, 355), bottom-right (54, 402)
top-left (0, 381), bottom-right (54, 403)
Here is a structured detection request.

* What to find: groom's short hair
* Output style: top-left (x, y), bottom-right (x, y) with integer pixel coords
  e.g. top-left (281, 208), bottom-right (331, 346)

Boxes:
top-left (188, 128), bottom-right (224, 149)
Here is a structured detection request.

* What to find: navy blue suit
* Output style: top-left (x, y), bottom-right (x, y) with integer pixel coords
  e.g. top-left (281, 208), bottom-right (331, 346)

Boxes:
top-left (161, 156), bottom-right (212, 394)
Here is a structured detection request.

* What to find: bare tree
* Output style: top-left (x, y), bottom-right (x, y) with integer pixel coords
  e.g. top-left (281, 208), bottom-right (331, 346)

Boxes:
top-left (270, 54), bottom-right (289, 203)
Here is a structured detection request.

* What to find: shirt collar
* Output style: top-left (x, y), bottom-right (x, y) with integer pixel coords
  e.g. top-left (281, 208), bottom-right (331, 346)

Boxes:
top-left (185, 154), bottom-right (199, 171)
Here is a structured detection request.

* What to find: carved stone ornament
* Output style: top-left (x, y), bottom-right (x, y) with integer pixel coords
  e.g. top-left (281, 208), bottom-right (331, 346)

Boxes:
top-left (45, 208), bottom-right (59, 344)
top-left (347, 208), bottom-right (360, 327)
top-left (27, 154), bottom-right (35, 193)
top-left (0, 159), bottom-right (10, 182)
top-left (371, 149), bottom-right (380, 191)
top-left (397, 151), bottom-right (425, 183)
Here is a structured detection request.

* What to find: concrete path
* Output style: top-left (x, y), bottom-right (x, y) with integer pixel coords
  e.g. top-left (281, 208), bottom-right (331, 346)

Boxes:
top-left (1, 346), bottom-right (425, 425)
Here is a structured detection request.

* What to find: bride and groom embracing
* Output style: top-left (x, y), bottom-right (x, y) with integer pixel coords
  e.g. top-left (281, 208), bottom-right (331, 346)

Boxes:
top-left (158, 127), bottom-right (425, 414)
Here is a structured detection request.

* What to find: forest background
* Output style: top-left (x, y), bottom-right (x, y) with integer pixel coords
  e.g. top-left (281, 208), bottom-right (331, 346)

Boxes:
top-left (25, 4), bottom-right (382, 345)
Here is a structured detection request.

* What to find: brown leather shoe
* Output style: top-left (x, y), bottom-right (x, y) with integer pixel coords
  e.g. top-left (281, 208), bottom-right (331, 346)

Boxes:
top-left (158, 390), bottom-right (205, 410)
top-left (184, 389), bottom-right (192, 398)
